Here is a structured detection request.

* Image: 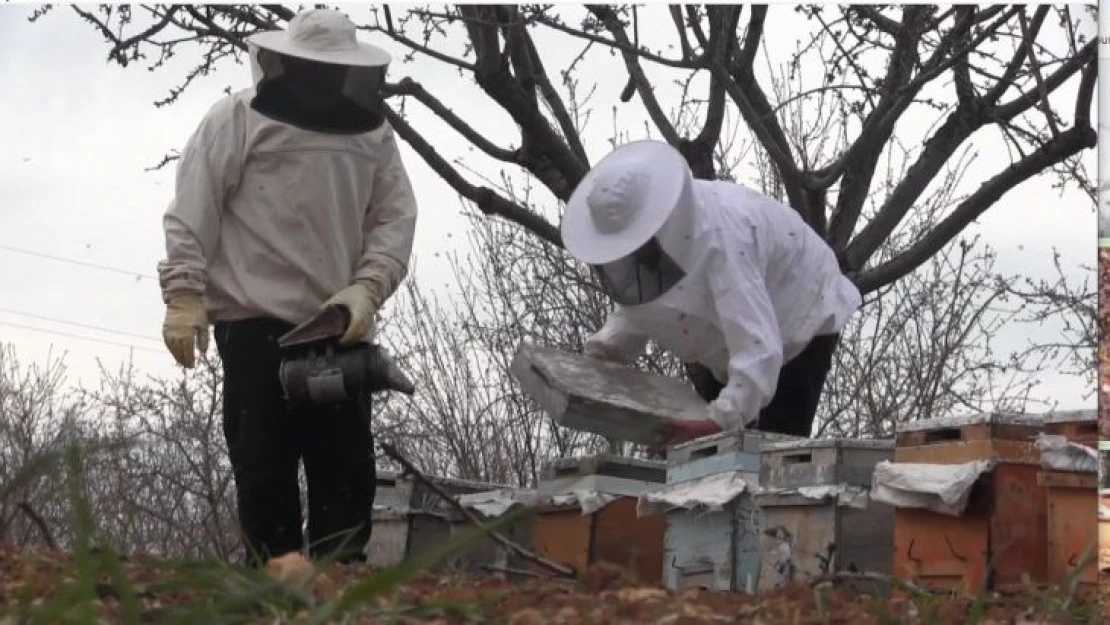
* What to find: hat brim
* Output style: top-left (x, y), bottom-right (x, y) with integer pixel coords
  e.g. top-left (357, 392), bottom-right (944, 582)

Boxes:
top-left (247, 30), bottom-right (392, 67)
top-left (561, 140), bottom-right (689, 266)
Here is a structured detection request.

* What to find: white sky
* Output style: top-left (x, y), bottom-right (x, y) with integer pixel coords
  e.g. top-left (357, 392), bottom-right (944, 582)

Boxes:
top-left (0, 3), bottom-right (1099, 411)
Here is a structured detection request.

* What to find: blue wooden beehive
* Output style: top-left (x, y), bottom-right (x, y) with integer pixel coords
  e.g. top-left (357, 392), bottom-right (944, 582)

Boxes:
top-left (639, 431), bottom-right (799, 593)
top-left (756, 437), bottom-right (895, 591)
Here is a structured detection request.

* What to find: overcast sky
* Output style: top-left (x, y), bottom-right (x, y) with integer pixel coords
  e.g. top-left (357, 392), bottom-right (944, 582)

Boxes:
top-left (0, 4), bottom-right (1098, 411)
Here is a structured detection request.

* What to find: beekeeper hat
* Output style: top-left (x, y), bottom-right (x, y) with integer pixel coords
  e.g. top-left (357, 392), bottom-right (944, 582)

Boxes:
top-left (246, 9), bottom-right (391, 68)
top-left (562, 140), bottom-right (692, 266)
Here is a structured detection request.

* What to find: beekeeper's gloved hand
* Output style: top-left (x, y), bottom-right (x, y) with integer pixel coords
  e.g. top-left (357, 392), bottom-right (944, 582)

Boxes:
top-left (323, 281), bottom-right (384, 345)
top-left (162, 294), bottom-right (209, 369)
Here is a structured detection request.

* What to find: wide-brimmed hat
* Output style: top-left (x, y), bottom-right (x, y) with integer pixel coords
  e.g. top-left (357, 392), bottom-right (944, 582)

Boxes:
top-left (562, 140), bottom-right (692, 266)
top-left (246, 9), bottom-right (391, 68)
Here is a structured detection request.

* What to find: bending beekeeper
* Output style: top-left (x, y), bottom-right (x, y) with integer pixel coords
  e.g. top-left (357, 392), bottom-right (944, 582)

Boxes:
top-left (562, 140), bottom-right (861, 445)
top-left (157, 9), bottom-right (416, 566)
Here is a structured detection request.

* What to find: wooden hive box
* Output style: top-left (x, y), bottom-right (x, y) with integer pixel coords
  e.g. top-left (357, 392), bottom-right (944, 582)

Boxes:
top-left (452, 488), bottom-right (537, 577)
top-left (510, 342), bottom-right (708, 446)
top-left (642, 432), bottom-right (790, 593)
top-left (1043, 409), bottom-right (1097, 447)
top-left (889, 413), bottom-right (1047, 595)
top-left (530, 455), bottom-right (667, 583)
top-left (1038, 469), bottom-right (1097, 589)
top-left (1036, 416), bottom-right (1098, 589)
top-left (755, 438), bottom-right (895, 591)
top-left (405, 475), bottom-right (524, 574)
top-left (367, 471), bottom-right (414, 568)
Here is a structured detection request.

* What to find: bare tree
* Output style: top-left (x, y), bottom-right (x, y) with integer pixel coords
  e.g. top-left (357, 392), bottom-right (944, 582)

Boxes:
top-left (42, 4), bottom-right (1094, 290)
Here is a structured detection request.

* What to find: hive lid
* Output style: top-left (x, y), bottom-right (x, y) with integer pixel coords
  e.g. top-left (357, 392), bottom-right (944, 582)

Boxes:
top-left (1041, 409), bottom-right (1096, 424)
top-left (542, 454), bottom-right (666, 483)
top-left (895, 412), bottom-right (1043, 433)
top-left (668, 429), bottom-right (800, 452)
top-left (761, 437), bottom-right (895, 452)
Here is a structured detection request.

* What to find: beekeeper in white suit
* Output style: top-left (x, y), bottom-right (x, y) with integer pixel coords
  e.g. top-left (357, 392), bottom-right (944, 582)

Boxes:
top-left (157, 9), bottom-right (416, 566)
top-left (563, 140), bottom-right (861, 445)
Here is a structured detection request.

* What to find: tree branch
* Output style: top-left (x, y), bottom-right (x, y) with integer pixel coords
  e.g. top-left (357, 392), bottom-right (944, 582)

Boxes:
top-left (387, 79), bottom-right (519, 163)
top-left (459, 5), bottom-right (587, 200)
top-left (530, 10), bottom-right (699, 70)
top-left (587, 5), bottom-right (681, 146)
top-left (856, 124), bottom-right (1096, 292)
top-left (381, 104), bottom-right (562, 247)
top-left (520, 23), bottom-right (590, 166)
top-left (827, 7), bottom-right (929, 248)
top-left (994, 41), bottom-right (1095, 122)
top-left (983, 6), bottom-right (1049, 104)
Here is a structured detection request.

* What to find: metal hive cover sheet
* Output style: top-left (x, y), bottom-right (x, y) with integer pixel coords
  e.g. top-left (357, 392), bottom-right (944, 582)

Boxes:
top-left (516, 342), bottom-right (704, 410)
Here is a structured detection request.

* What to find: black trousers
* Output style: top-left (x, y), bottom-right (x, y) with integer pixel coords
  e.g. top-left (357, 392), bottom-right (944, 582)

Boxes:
top-left (685, 334), bottom-right (840, 437)
top-left (214, 318), bottom-right (375, 566)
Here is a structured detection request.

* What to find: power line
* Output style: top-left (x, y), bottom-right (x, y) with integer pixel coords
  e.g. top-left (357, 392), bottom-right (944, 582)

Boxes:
top-left (0, 321), bottom-right (163, 354)
top-left (0, 307), bottom-right (162, 343)
top-left (0, 244), bottom-right (157, 281)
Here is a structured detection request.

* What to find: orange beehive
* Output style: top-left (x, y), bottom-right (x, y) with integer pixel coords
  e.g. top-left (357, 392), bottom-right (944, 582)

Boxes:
top-left (529, 455), bottom-right (667, 584)
top-left (1043, 410), bottom-right (1097, 447)
top-left (1037, 411), bottom-right (1098, 589)
top-left (890, 413), bottom-right (1047, 595)
top-left (1037, 470), bottom-right (1097, 588)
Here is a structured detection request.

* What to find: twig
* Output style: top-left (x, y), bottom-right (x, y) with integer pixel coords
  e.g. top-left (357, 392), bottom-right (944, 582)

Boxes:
top-left (18, 501), bottom-right (57, 550)
top-left (379, 442), bottom-right (576, 579)
top-left (481, 564), bottom-right (570, 581)
top-left (809, 570), bottom-right (932, 597)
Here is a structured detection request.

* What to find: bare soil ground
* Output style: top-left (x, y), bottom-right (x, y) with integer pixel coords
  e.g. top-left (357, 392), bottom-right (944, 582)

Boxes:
top-left (0, 544), bottom-right (1100, 624)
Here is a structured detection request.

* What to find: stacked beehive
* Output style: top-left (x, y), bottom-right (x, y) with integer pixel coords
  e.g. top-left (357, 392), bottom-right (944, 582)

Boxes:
top-left (1036, 410), bottom-right (1098, 590)
top-left (366, 471), bottom-right (415, 568)
top-left (637, 431), bottom-right (781, 593)
top-left (366, 471), bottom-right (530, 572)
top-left (755, 438), bottom-right (895, 590)
top-left (530, 455), bottom-right (668, 583)
top-left (876, 413), bottom-right (1047, 594)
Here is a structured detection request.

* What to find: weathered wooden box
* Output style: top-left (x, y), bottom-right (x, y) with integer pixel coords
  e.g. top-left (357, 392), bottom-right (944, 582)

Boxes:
top-left (1043, 409), bottom-right (1097, 447)
top-left (1096, 442), bottom-right (1110, 573)
top-left (451, 488), bottom-right (536, 576)
top-left (367, 471), bottom-right (414, 568)
top-left (407, 475), bottom-right (531, 574)
top-left (510, 342), bottom-right (708, 446)
top-left (1038, 469), bottom-right (1097, 588)
top-left (530, 455), bottom-right (667, 583)
top-left (888, 413), bottom-right (1047, 594)
top-left (366, 471), bottom-right (531, 573)
top-left (642, 432), bottom-right (782, 593)
top-left (1036, 412), bottom-right (1098, 588)
top-left (756, 438), bottom-right (895, 590)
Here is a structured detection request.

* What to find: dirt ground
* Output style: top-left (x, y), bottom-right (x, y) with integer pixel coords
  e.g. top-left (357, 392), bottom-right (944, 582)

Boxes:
top-left (0, 544), bottom-right (1102, 624)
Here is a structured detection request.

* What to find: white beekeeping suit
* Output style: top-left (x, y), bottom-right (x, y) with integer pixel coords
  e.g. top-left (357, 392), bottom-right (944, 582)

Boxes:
top-left (561, 140), bottom-right (861, 432)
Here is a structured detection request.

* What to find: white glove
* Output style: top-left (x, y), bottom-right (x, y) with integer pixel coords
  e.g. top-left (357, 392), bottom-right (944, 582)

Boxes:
top-left (322, 281), bottom-right (385, 345)
top-left (162, 294), bottom-right (209, 368)
top-left (706, 398), bottom-right (750, 433)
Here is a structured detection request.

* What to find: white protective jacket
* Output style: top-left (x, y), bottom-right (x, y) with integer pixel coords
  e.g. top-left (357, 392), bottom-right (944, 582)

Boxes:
top-left (587, 180), bottom-right (861, 431)
top-left (157, 89), bottom-right (417, 326)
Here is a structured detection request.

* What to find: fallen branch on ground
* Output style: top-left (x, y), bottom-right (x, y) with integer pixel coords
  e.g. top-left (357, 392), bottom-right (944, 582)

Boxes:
top-left (481, 564), bottom-right (572, 581)
top-left (809, 571), bottom-right (933, 597)
top-left (379, 442), bottom-right (576, 579)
